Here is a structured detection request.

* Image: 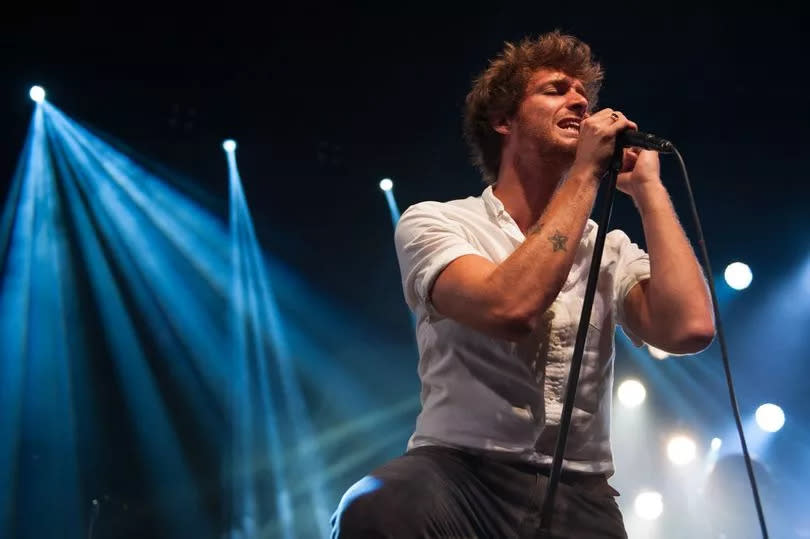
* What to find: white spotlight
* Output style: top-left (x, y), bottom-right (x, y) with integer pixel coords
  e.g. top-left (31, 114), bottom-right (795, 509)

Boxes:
top-left (222, 139), bottom-right (237, 152)
top-left (755, 403), bottom-right (785, 432)
top-left (724, 261), bottom-right (752, 290)
top-left (379, 178), bottom-right (393, 191)
top-left (647, 344), bottom-right (670, 360)
top-left (29, 85), bottom-right (46, 103)
top-left (666, 435), bottom-right (697, 466)
top-left (634, 491), bottom-right (664, 521)
top-left (711, 437), bottom-right (722, 451)
top-left (617, 379), bottom-right (646, 408)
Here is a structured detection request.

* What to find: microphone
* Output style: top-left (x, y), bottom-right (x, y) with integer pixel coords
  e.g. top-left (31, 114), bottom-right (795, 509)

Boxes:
top-left (617, 130), bottom-right (674, 153)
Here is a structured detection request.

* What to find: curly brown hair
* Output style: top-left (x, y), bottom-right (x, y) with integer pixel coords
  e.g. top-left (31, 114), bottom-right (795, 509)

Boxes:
top-left (463, 31), bottom-right (604, 184)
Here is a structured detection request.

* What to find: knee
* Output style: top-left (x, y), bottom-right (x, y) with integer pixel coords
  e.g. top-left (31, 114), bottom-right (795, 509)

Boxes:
top-left (331, 475), bottom-right (386, 538)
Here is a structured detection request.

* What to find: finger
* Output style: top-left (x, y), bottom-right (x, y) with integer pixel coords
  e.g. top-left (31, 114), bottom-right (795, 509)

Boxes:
top-left (605, 110), bottom-right (638, 134)
top-left (624, 147), bottom-right (641, 159)
top-left (621, 148), bottom-right (639, 171)
top-left (606, 110), bottom-right (626, 125)
top-left (616, 170), bottom-right (633, 185)
top-left (615, 111), bottom-right (639, 132)
top-left (593, 108), bottom-right (615, 120)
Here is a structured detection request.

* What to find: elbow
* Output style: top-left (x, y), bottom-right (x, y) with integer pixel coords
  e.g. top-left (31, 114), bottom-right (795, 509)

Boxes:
top-left (489, 303), bottom-right (548, 342)
top-left (688, 314), bottom-right (717, 352)
top-left (484, 275), bottom-right (561, 341)
top-left (491, 312), bottom-right (535, 342)
top-left (670, 317), bottom-right (716, 355)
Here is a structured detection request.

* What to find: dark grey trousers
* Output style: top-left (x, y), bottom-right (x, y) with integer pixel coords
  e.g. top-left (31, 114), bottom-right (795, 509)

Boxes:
top-left (331, 445), bottom-right (627, 538)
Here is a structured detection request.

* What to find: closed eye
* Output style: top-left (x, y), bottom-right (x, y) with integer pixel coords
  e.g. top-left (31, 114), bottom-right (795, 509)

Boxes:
top-left (536, 78), bottom-right (587, 100)
top-left (538, 86), bottom-right (560, 95)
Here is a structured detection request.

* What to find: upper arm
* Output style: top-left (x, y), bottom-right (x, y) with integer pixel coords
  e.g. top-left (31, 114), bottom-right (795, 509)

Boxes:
top-left (622, 279), bottom-right (655, 346)
top-left (394, 204), bottom-right (526, 339)
top-left (394, 204), bottom-right (487, 318)
top-left (611, 230), bottom-right (652, 347)
top-left (430, 254), bottom-right (525, 338)
top-left (622, 278), bottom-right (715, 355)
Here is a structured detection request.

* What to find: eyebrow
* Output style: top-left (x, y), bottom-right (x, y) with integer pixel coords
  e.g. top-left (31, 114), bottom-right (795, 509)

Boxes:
top-left (538, 76), bottom-right (587, 98)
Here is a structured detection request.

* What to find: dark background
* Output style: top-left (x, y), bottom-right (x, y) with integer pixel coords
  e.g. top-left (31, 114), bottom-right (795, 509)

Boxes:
top-left (4, 6), bottom-right (808, 304)
top-left (2, 5), bottom-right (808, 538)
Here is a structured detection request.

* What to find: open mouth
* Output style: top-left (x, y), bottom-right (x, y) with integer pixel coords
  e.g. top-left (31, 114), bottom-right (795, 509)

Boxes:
top-left (557, 118), bottom-right (580, 134)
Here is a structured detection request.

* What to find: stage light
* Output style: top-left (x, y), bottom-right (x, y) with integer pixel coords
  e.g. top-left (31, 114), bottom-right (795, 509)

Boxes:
top-left (4, 99), bottom-right (223, 537)
top-left (29, 85), bottom-right (45, 103)
top-left (226, 140), bottom-right (331, 537)
top-left (222, 139), bottom-right (237, 152)
top-left (379, 177), bottom-right (401, 226)
top-left (711, 437), bottom-right (722, 451)
top-left (666, 435), bottom-right (697, 466)
top-left (647, 344), bottom-right (670, 360)
top-left (755, 403), bottom-right (785, 432)
top-left (724, 261), bottom-right (752, 290)
top-left (634, 491), bottom-right (663, 520)
top-left (617, 379), bottom-right (646, 408)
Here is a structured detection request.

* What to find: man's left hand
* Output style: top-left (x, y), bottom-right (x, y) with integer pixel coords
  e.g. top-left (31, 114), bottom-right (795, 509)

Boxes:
top-left (616, 148), bottom-right (662, 199)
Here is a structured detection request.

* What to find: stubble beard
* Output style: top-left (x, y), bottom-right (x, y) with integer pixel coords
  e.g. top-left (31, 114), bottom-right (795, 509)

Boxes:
top-left (514, 114), bottom-right (578, 180)
top-left (525, 117), bottom-right (578, 166)
top-left (538, 136), bottom-right (577, 175)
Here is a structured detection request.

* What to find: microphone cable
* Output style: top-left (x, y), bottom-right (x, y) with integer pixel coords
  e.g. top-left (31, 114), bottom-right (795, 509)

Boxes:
top-left (87, 498), bottom-right (100, 539)
top-left (671, 145), bottom-right (769, 539)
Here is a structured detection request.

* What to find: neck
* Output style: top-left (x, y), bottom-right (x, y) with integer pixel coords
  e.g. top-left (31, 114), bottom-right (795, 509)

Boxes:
top-left (492, 147), bottom-right (571, 234)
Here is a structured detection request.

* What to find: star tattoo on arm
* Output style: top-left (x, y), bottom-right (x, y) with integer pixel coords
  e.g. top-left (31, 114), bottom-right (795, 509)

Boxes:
top-left (549, 230), bottom-right (567, 252)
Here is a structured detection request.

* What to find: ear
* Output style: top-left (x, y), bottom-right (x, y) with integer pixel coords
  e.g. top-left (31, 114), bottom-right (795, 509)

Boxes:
top-left (491, 116), bottom-right (511, 136)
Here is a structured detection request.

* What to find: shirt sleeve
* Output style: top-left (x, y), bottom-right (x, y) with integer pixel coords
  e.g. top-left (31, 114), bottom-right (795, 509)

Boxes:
top-left (394, 202), bottom-right (485, 320)
top-left (610, 230), bottom-right (651, 347)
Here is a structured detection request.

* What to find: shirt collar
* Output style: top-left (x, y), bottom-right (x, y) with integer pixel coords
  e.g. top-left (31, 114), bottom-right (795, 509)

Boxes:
top-left (481, 184), bottom-right (596, 239)
top-left (482, 185), bottom-right (524, 243)
top-left (482, 185), bottom-right (507, 221)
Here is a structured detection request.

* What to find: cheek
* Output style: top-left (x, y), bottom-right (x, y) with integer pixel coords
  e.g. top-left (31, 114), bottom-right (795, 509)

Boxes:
top-left (517, 118), bottom-right (550, 140)
top-left (517, 106), bottom-right (553, 133)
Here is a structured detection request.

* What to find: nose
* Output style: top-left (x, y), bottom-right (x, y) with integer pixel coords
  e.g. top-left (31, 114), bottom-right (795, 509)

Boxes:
top-left (567, 90), bottom-right (588, 115)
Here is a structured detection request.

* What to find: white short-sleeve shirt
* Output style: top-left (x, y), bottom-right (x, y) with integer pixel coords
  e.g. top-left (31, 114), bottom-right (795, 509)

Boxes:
top-left (394, 185), bottom-right (651, 475)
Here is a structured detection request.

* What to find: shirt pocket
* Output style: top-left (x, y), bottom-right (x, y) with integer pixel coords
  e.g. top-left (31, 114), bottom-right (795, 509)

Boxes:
top-left (584, 295), bottom-right (609, 352)
top-left (574, 299), bottom-right (613, 415)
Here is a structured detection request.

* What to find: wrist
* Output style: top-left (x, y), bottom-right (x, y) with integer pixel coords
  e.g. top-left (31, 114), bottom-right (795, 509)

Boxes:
top-left (567, 162), bottom-right (603, 186)
top-left (631, 181), bottom-right (670, 214)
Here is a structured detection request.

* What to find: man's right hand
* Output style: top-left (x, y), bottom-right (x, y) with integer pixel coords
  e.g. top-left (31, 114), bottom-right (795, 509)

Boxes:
top-left (569, 108), bottom-right (638, 180)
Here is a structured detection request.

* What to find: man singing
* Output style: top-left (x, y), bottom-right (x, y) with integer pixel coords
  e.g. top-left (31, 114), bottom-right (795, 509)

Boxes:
top-left (332, 30), bottom-right (714, 538)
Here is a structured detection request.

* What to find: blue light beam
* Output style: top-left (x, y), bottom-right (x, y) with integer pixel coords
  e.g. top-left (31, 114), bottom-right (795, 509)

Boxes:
top-left (43, 104), bottom-right (215, 538)
top-left (0, 105), bottom-right (83, 538)
top-left (227, 147), bottom-right (333, 538)
top-left (379, 178), bottom-right (401, 227)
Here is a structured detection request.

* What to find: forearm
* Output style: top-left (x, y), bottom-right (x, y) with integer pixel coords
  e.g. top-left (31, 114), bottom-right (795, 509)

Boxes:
top-left (485, 169), bottom-right (600, 333)
top-left (634, 183), bottom-right (714, 341)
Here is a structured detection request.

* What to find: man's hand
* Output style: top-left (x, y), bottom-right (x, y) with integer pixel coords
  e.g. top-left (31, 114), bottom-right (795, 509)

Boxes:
top-left (616, 148), bottom-right (662, 200)
top-left (569, 108), bottom-right (637, 181)
top-left (615, 144), bottom-right (716, 354)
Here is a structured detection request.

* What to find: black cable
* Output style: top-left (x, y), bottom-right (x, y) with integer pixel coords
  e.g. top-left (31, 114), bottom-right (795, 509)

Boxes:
top-left (672, 145), bottom-right (769, 539)
top-left (539, 146), bottom-right (624, 535)
top-left (87, 499), bottom-right (100, 539)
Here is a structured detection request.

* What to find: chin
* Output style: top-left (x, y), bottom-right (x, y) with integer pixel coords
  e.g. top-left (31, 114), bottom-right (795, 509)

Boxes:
top-left (547, 132), bottom-right (577, 150)
top-left (534, 133), bottom-right (577, 163)
top-left (550, 138), bottom-right (578, 159)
